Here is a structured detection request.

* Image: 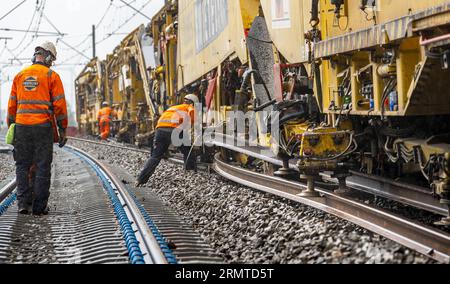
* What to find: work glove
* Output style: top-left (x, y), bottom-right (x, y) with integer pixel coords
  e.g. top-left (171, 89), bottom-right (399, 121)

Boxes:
top-left (58, 128), bottom-right (68, 148)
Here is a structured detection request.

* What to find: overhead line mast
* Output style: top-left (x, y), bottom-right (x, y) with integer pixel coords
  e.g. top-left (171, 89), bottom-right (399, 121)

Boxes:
top-left (92, 25), bottom-right (96, 59)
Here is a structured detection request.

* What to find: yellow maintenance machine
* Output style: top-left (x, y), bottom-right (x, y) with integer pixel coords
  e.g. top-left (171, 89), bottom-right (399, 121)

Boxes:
top-left (103, 25), bottom-right (158, 145)
top-left (311, 0), bottom-right (450, 224)
top-left (175, 0), bottom-right (351, 191)
top-left (75, 0), bottom-right (450, 224)
top-left (75, 58), bottom-right (106, 136)
top-left (175, 0), bottom-right (450, 222)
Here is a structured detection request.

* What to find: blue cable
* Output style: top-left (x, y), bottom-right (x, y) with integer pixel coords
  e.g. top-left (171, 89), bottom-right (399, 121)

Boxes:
top-left (0, 193), bottom-right (16, 217)
top-left (68, 148), bottom-right (178, 264)
top-left (127, 189), bottom-right (178, 264)
top-left (68, 149), bottom-right (145, 264)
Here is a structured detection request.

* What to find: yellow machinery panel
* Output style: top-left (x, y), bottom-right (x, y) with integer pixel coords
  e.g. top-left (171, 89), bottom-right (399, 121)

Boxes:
top-left (259, 0), bottom-right (310, 63)
top-left (315, 0), bottom-right (450, 117)
top-left (177, 0), bottom-right (259, 89)
top-left (320, 0), bottom-right (449, 40)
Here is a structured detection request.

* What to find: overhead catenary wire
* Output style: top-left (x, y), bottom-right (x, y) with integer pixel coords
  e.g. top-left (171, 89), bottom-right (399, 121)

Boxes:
top-left (58, 0), bottom-right (156, 65)
top-left (0, 28), bottom-right (65, 36)
top-left (0, 0), bottom-right (46, 94)
top-left (67, 0), bottom-right (117, 51)
top-left (33, 0), bottom-right (46, 39)
top-left (42, 13), bottom-right (65, 36)
top-left (58, 39), bottom-right (91, 60)
top-left (5, 0), bottom-right (47, 63)
top-left (8, 0), bottom-right (40, 52)
top-left (5, 45), bottom-right (23, 64)
top-left (39, 7), bottom-right (94, 63)
top-left (39, 12), bottom-right (90, 61)
top-left (96, 0), bottom-right (155, 45)
top-left (58, 0), bottom-right (120, 61)
top-left (2, 0), bottom-right (157, 70)
top-left (0, 0), bottom-right (28, 22)
top-left (0, 44), bottom-right (7, 59)
top-left (119, 0), bottom-right (152, 21)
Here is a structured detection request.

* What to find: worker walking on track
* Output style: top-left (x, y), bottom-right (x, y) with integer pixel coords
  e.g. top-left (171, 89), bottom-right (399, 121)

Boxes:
top-left (97, 101), bottom-right (117, 140)
top-left (7, 42), bottom-right (68, 216)
top-left (136, 95), bottom-right (199, 187)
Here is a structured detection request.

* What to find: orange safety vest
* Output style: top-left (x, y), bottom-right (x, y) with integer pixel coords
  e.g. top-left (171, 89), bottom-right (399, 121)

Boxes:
top-left (97, 107), bottom-right (116, 123)
top-left (7, 64), bottom-right (68, 129)
top-left (156, 104), bottom-right (195, 129)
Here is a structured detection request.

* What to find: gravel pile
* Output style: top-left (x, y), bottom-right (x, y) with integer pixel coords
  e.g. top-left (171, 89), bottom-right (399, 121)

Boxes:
top-left (366, 195), bottom-right (450, 234)
top-left (0, 140), bottom-right (15, 184)
top-left (68, 139), bottom-right (436, 264)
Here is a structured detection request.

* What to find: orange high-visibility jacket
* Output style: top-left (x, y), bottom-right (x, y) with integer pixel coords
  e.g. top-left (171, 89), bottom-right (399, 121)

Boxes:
top-left (156, 104), bottom-right (195, 129)
top-left (7, 64), bottom-right (68, 129)
top-left (97, 107), bottom-right (117, 123)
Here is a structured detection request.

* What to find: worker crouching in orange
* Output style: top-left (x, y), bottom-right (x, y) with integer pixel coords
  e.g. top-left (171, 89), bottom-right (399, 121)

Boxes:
top-left (97, 102), bottom-right (117, 140)
top-left (135, 95), bottom-right (199, 187)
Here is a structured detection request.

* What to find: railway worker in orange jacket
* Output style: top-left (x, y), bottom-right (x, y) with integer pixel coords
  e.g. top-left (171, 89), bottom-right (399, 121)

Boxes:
top-left (135, 94), bottom-right (199, 187)
top-left (97, 102), bottom-right (117, 140)
top-left (7, 42), bottom-right (68, 216)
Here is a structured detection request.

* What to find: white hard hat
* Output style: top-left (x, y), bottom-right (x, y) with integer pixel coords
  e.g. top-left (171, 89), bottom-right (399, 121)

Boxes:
top-left (184, 94), bottom-right (199, 105)
top-left (35, 41), bottom-right (57, 59)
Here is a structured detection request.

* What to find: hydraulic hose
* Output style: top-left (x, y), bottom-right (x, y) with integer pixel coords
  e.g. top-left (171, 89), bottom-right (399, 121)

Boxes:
top-left (254, 99), bottom-right (277, 112)
top-left (279, 111), bottom-right (307, 125)
top-left (311, 0), bottom-right (320, 27)
top-left (240, 69), bottom-right (272, 104)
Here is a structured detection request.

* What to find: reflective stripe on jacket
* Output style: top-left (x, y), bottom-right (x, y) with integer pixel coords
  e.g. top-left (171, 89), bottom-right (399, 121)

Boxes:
top-left (156, 104), bottom-right (195, 129)
top-left (7, 64), bottom-right (68, 129)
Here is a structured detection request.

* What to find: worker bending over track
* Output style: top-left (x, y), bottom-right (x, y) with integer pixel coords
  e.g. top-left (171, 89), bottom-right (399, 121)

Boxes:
top-left (136, 95), bottom-right (199, 187)
top-left (7, 42), bottom-right (68, 216)
top-left (97, 102), bottom-right (117, 140)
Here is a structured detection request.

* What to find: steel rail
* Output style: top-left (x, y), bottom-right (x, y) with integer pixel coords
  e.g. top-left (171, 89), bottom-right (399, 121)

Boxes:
top-left (213, 155), bottom-right (450, 264)
top-left (67, 135), bottom-right (450, 262)
top-left (69, 136), bottom-right (187, 166)
top-left (208, 133), bottom-right (448, 216)
top-left (69, 135), bottom-right (447, 216)
top-left (69, 136), bottom-right (151, 154)
top-left (66, 145), bottom-right (169, 264)
top-left (0, 179), bottom-right (16, 204)
top-left (0, 151), bottom-right (131, 264)
top-left (323, 171), bottom-right (448, 216)
top-left (69, 136), bottom-right (203, 167)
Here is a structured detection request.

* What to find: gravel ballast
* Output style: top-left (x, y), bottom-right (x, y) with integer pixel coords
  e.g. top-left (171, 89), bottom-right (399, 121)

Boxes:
top-left (0, 140), bottom-right (15, 184)
top-left (67, 139), bottom-right (436, 264)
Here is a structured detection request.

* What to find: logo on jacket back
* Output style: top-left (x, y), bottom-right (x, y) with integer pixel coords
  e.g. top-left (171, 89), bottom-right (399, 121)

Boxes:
top-left (23, 76), bottom-right (39, 91)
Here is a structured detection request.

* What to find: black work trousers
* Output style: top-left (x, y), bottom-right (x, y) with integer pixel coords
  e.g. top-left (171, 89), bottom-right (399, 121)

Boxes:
top-left (14, 125), bottom-right (53, 214)
top-left (137, 128), bottom-right (196, 185)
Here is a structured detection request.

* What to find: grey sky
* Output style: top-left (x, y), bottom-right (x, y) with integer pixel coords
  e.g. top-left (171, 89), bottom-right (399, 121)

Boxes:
top-left (0, 0), bottom-right (164, 126)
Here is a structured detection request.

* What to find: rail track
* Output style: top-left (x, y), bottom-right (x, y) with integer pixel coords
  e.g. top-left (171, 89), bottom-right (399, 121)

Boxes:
top-left (213, 155), bottom-right (450, 264)
top-left (67, 136), bottom-right (450, 263)
top-left (0, 142), bottom-right (221, 264)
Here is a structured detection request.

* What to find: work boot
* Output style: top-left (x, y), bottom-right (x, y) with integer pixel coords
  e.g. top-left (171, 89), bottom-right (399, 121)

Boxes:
top-left (18, 207), bottom-right (30, 215)
top-left (18, 203), bottom-right (32, 215)
top-left (33, 206), bottom-right (49, 216)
